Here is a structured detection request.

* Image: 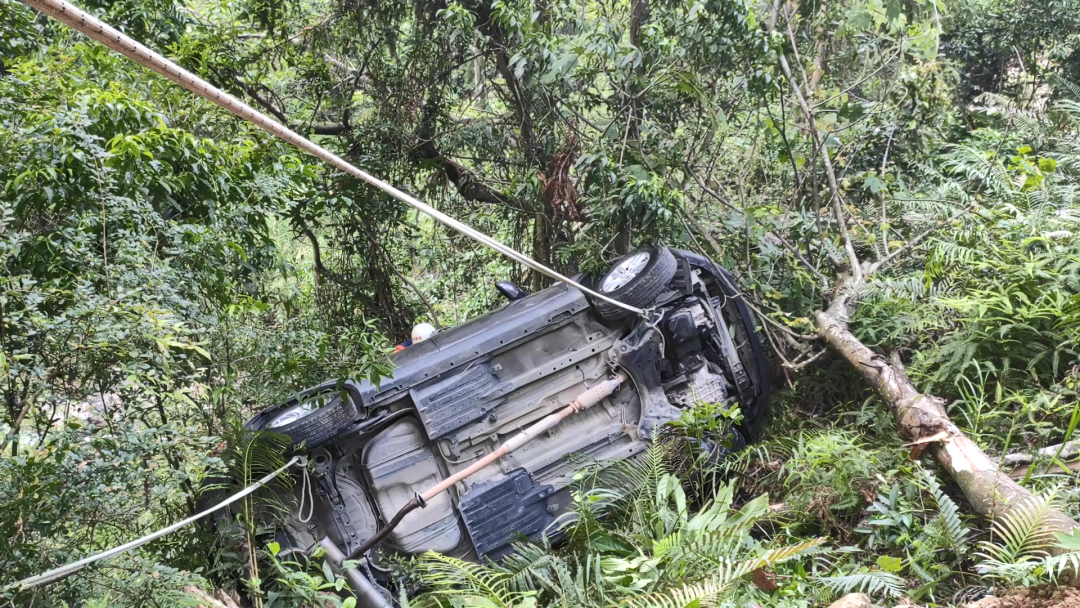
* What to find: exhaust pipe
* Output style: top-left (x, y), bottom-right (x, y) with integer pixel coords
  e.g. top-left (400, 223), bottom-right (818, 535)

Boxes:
top-left (319, 537), bottom-right (391, 608)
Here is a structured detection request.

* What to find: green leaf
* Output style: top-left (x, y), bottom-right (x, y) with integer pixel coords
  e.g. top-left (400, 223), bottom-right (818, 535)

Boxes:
top-left (322, 558), bottom-right (336, 583)
top-left (864, 175), bottom-right (887, 194)
top-left (1055, 529), bottom-right (1080, 551)
top-left (876, 555), bottom-right (903, 573)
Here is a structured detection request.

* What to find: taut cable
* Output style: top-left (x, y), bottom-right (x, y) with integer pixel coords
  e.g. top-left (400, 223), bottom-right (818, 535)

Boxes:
top-left (17, 0), bottom-right (644, 316)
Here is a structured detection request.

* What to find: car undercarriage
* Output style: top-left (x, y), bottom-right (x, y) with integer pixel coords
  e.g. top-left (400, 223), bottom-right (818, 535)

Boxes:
top-left (232, 245), bottom-right (769, 605)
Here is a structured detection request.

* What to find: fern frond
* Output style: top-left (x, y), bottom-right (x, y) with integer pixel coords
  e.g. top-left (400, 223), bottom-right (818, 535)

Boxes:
top-left (922, 470), bottom-right (970, 554)
top-left (499, 541), bottom-right (557, 593)
top-left (979, 489), bottom-right (1063, 564)
top-left (745, 538), bottom-right (826, 570)
top-left (202, 430), bottom-right (295, 523)
top-left (930, 239), bottom-right (981, 268)
top-left (1044, 551), bottom-right (1080, 581)
top-left (821, 571), bottom-right (906, 598)
top-left (620, 559), bottom-right (751, 608)
top-left (1053, 97), bottom-right (1080, 121)
top-left (660, 530), bottom-right (745, 570)
top-left (574, 440), bottom-right (673, 520)
top-left (975, 556), bottom-right (1046, 583)
top-left (413, 551), bottom-right (519, 607)
top-left (940, 143), bottom-right (1014, 196)
top-left (551, 553), bottom-right (587, 607)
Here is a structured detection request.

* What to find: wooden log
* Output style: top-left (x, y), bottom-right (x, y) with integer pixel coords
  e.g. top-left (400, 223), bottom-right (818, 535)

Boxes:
top-left (815, 294), bottom-right (1079, 538)
top-left (1008, 460), bottom-right (1080, 480)
top-left (1004, 441), bottom-right (1080, 466)
top-left (183, 587), bottom-right (242, 608)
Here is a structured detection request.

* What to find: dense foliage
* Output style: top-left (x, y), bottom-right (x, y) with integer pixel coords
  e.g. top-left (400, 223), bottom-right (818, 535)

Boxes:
top-left (1, 0), bottom-right (1079, 605)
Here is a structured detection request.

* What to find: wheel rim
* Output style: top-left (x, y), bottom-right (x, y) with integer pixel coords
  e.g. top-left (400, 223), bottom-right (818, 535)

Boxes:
top-left (267, 399), bottom-right (319, 428)
top-left (602, 251), bottom-right (651, 292)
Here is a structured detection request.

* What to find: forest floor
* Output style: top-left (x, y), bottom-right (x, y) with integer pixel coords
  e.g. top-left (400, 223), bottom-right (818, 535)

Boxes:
top-left (968, 585), bottom-right (1080, 608)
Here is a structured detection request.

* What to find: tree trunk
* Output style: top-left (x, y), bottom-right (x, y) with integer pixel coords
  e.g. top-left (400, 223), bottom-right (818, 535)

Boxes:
top-left (613, 0), bottom-right (650, 256)
top-left (183, 587), bottom-right (242, 608)
top-left (815, 289), bottom-right (1080, 538)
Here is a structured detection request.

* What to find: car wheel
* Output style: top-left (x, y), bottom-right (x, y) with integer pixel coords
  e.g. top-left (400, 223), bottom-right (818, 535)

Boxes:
top-left (590, 245), bottom-right (677, 322)
top-left (245, 390), bottom-right (358, 450)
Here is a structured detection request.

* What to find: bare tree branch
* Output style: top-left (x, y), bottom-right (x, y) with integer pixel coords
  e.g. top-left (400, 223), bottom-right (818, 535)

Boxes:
top-left (867, 206), bottom-right (975, 275)
top-left (688, 168), bottom-right (828, 288)
top-left (778, 20), bottom-right (862, 282)
top-left (783, 347), bottom-right (828, 370)
top-left (376, 248), bottom-right (443, 329)
top-left (679, 207), bottom-right (726, 260)
top-left (229, 75), bottom-right (349, 135)
top-left (411, 137), bottom-right (510, 207)
top-left (1, 370), bottom-right (58, 454)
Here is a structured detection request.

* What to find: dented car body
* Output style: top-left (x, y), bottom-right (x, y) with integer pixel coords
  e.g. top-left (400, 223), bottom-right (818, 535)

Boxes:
top-left (237, 245), bottom-right (769, 600)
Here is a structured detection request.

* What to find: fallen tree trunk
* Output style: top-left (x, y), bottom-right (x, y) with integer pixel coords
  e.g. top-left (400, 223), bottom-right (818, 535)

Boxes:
top-left (815, 290), bottom-right (1080, 537)
top-left (1009, 460), bottom-right (1080, 480)
top-left (1004, 441), bottom-right (1080, 466)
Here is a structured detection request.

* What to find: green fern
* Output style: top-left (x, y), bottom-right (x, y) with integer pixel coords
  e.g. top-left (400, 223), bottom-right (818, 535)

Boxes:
top-left (566, 440), bottom-right (674, 534)
top-left (622, 540), bottom-right (822, 608)
top-left (745, 539), bottom-right (826, 571)
top-left (921, 470), bottom-right (970, 555)
top-left (940, 143), bottom-right (1016, 196)
top-left (1044, 550), bottom-right (1080, 581)
top-left (657, 529), bottom-right (744, 569)
top-left (619, 560), bottom-right (748, 608)
top-left (1009, 530), bottom-right (1080, 585)
top-left (975, 488), bottom-right (1076, 587)
top-left (498, 541), bottom-right (559, 594)
top-left (413, 551), bottom-right (526, 608)
top-left (821, 571), bottom-right (906, 598)
top-left (979, 489), bottom-right (1063, 565)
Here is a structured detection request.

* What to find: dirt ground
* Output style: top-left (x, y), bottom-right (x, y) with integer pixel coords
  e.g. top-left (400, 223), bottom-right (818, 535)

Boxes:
top-left (967, 585), bottom-right (1080, 608)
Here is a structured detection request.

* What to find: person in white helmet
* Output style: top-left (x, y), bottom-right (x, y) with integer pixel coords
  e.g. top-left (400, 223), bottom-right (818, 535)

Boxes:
top-left (394, 322), bottom-right (437, 353)
top-left (412, 322), bottom-right (436, 343)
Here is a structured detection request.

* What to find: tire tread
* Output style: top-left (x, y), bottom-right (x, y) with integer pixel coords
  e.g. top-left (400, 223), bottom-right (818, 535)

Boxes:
top-left (592, 246), bottom-right (677, 321)
top-left (260, 395), bottom-right (357, 450)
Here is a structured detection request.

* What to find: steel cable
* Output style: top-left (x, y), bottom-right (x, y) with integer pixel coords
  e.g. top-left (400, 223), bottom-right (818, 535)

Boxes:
top-left (8, 456), bottom-right (302, 590)
top-left (18, 0), bottom-right (644, 316)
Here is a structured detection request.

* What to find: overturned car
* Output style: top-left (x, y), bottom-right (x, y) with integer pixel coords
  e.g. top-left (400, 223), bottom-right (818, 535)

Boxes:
top-left (238, 245), bottom-right (768, 603)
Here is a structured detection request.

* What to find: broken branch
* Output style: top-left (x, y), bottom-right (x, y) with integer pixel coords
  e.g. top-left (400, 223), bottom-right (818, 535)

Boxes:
top-left (815, 281), bottom-right (1079, 536)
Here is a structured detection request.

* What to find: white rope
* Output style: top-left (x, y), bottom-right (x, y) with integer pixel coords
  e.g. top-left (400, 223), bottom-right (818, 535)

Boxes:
top-left (8, 455), bottom-right (302, 590)
top-left (297, 458), bottom-right (315, 524)
top-left (19, 0), bottom-right (644, 316)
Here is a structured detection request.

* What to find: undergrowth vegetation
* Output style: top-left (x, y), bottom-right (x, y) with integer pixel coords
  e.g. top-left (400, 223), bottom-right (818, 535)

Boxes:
top-left (405, 440), bottom-right (823, 608)
top-left (2, 0), bottom-right (1080, 605)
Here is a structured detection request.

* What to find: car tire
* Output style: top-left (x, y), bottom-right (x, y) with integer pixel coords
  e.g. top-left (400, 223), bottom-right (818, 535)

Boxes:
top-left (245, 390), bottom-right (358, 450)
top-left (590, 245), bottom-right (677, 322)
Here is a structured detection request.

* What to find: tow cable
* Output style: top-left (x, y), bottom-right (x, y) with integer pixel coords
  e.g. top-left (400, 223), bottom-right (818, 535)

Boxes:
top-left (17, 0), bottom-right (645, 319)
top-left (11, 0), bottom-right (645, 593)
top-left (7, 456), bottom-right (303, 590)
top-left (9, 374), bottom-right (628, 592)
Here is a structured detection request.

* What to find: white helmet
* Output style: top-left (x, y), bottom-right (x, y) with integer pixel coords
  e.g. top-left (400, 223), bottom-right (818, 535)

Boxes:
top-left (411, 322), bottom-right (436, 343)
